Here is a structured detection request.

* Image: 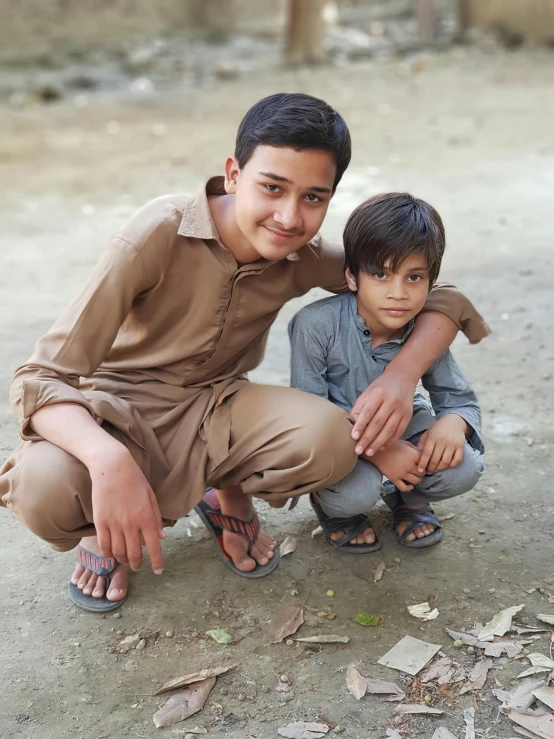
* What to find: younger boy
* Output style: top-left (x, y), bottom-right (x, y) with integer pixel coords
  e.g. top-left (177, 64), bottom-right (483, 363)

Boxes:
top-left (289, 193), bottom-right (484, 552)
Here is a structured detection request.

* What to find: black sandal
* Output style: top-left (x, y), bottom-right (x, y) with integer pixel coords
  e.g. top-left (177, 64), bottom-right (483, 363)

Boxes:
top-left (391, 504), bottom-right (443, 549)
top-left (310, 494), bottom-right (382, 554)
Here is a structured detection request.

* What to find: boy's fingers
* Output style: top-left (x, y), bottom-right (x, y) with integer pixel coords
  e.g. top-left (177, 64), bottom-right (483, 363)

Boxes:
top-left (426, 445), bottom-right (445, 473)
top-left (394, 479), bottom-right (413, 493)
top-left (110, 530), bottom-right (129, 565)
top-left (417, 440), bottom-right (434, 473)
top-left (362, 413), bottom-right (406, 454)
top-left (450, 447), bottom-right (464, 468)
top-left (124, 530), bottom-right (144, 571)
top-left (143, 527), bottom-right (164, 575)
top-left (96, 524), bottom-right (113, 560)
top-left (416, 431), bottom-right (428, 450)
top-left (351, 395), bottom-right (383, 440)
top-left (148, 488), bottom-right (165, 538)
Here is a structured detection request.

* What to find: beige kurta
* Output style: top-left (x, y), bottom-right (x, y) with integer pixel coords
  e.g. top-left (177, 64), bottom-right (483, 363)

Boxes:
top-left (0, 177), bottom-right (490, 545)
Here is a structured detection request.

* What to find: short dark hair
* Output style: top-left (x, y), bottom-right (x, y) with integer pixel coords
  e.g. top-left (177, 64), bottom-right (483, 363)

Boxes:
top-left (235, 93), bottom-right (351, 189)
top-left (343, 193), bottom-right (446, 285)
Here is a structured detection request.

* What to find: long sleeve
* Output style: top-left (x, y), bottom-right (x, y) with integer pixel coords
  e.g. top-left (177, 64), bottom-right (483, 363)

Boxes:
top-left (422, 350), bottom-right (484, 453)
top-left (288, 310), bottom-right (331, 401)
top-left (10, 235), bottom-right (152, 441)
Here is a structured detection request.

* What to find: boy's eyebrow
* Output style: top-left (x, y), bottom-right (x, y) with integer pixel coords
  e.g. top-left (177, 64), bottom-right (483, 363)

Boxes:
top-left (258, 171), bottom-right (332, 194)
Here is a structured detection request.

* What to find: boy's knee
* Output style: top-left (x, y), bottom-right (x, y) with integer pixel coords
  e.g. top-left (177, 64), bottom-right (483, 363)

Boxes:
top-left (292, 401), bottom-right (357, 487)
top-left (7, 442), bottom-right (91, 548)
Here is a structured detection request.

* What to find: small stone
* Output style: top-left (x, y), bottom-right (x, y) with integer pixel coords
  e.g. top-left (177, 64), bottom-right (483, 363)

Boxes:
top-left (117, 630), bottom-right (124, 636)
top-left (165, 631), bottom-right (174, 638)
top-left (334, 726), bottom-right (344, 735)
top-left (214, 62), bottom-right (239, 80)
top-left (138, 629), bottom-right (149, 639)
top-left (190, 631), bottom-right (199, 638)
top-left (220, 688), bottom-right (228, 696)
top-left (290, 590), bottom-right (298, 596)
top-left (120, 634), bottom-right (140, 649)
top-left (113, 613), bottom-right (121, 619)
top-left (544, 577), bottom-right (554, 585)
top-left (261, 686), bottom-right (270, 693)
top-left (73, 642), bottom-right (81, 647)
top-left (286, 639), bottom-right (295, 647)
top-left (394, 557), bottom-right (401, 563)
top-left (467, 646), bottom-right (475, 655)
top-left (543, 373), bottom-right (551, 381)
top-left (238, 693), bottom-right (245, 703)
top-left (326, 590), bottom-right (335, 598)
top-left (280, 675), bottom-right (289, 683)
top-left (119, 648), bottom-right (128, 655)
top-left (186, 734), bottom-right (196, 739)
top-left (453, 640), bottom-right (463, 648)
top-left (136, 639), bottom-right (146, 651)
top-left (463, 588), bottom-right (471, 594)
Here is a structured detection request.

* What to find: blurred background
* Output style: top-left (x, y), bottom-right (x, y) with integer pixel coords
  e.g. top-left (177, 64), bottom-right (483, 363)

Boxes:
top-left (1, 4), bottom-right (554, 738)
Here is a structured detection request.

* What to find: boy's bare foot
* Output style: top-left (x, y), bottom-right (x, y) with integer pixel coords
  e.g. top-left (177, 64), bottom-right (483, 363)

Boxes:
top-left (70, 535), bottom-right (129, 601)
top-left (329, 526), bottom-right (376, 546)
top-left (216, 486), bottom-right (277, 572)
top-left (395, 502), bottom-right (436, 541)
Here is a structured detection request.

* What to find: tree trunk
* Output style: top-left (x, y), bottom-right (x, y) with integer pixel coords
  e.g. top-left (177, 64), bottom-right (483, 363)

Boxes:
top-left (286, 0), bottom-right (327, 66)
top-left (414, 0), bottom-right (439, 44)
top-left (458, 0), bottom-right (473, 32)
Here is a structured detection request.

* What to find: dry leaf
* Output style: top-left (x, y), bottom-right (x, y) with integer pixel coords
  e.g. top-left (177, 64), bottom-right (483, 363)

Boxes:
top-left (464, 707), bottom-right (476, 739)
top-left (365, 678), bottom-right (406, 702)
top-left (311, 525), bottom-right (323, 538)
top-left (295, 634), bottom-right (349, 644)
top-left (408, 602), bottom-right (440, 621)
top-left (153, 677), bottom-right (215, 728)
top-left (528, 653), bottom-right (554, 669)
top-left (386, 731), bottom-right (403, 739)
top-left (493, 676), bottom-right (550, 713)
top-left (478, 605), bottom-right (524, 641)
top-left (373, 561), bottom-right (385, 583)
top-left (278, 721), bottom-right (329, 739)
top-left (532, 686), bottom-right (554, 711)
top-left (269, 605), bottom-right (304, 644)
top-left (507, 710), bottom-right (554, 739)
top-left (346, 666), bottom-right (367, 700)
top-left (378, 635), bottom-right (442, 676)
top-left (279, 536), bottom-right (297, 557)
top-left (517, 666), bottom-right (553, 679)
top-left (393, 704), bottom-right (443, 715)
top-left (460, 659), bottom-right (492, 694)
top-left (538, 615), bottom-right (554, 625)
top-left (155, 665), bottom-right (235, 695)
top-left (421, 656), bottom-right (454, 685)
top-left (432, 730), bottom-right (458, 739)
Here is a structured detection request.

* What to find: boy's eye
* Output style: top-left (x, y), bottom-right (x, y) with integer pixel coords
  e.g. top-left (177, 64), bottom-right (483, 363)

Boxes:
top-left (305, 193), bottom-right (322, 203)
top-left (373, 271), bottom-right (387, 280)
top-left (263, 184), bottom-right (280, 193)
top-left (407, 274), bottom-right (424, 282)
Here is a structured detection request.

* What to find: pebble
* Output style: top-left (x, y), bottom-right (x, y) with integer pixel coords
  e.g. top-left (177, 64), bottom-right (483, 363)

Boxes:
top-left (463, 588), bottom-right (471, 594)
top-left (113, 613), bottom-right (121, 619)
top-left (238, 693), bottom-right (245, 703)
top-left (544, 577), bottom-right (554, 585)
top-left (119, 648), bottom-right (128, 655)
top-left (120, 634), bottom-right (140, 649)
top-left (186, 734), bottom-right (196, 739)
top-left (220, 688), bottom-right (228, 696)
top-left (394, 557), bottom-right (401, 563)
top-left (261, 686), bottom-right (270, 693)
top-left (117, 630), bottom-right (124, 636)
top-left (136, 639), bottom-right (146, 651)
top-left (280, 675), bottom-right (289, 683)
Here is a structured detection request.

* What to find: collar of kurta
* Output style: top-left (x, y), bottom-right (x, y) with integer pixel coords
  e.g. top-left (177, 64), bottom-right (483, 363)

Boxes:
top-left (177, 176), bottom-right (321, 261)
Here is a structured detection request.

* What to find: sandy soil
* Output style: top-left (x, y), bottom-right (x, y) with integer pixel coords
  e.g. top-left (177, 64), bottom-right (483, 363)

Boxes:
top-left (1, 45), bottom-right (553, 739)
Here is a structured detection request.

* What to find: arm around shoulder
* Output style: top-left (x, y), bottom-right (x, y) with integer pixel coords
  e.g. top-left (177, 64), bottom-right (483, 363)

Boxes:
top-left (423, 282), bottom-right (491, 344)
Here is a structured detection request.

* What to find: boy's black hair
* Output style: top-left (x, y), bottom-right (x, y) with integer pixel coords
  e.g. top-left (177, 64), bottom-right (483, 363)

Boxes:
top-left (235, 93), bottom-right (351, 189)
top-left (343, 193), bottom-right (446, 285)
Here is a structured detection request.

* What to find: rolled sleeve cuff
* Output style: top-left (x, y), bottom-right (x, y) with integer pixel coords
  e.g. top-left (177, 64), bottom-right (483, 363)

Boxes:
top-left (19, 379), bottom-right (97, 442)
top-left (423, 284), bottom-right (491, 344)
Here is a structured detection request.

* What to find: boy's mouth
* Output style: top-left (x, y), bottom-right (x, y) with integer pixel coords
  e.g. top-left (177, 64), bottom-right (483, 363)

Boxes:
top-left (382, 307), bottom-right (411, 317)
top-left (264, 226), bottom-right (300, 241)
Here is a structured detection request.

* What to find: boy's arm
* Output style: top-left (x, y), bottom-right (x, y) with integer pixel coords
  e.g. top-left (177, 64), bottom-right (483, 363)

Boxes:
top-left (421, 350), bottom-right (483, 453)
top-left (288, 309), bottom-right (331, 399)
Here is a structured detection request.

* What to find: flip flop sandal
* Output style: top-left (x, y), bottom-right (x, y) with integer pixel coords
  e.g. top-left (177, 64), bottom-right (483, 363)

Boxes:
top-left (310, 494), bottom-right (382, 554)
top-left (391, 503), bottom-right (443, 549)
top-left (195, 488), bottom-right (280, 579)
top-left (68, 546), bottom-right (126, 613)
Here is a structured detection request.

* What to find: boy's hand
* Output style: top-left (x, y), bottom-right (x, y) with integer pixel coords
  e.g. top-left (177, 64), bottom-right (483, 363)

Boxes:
top-left (417, 414), bottom-right (469, 474)
top-left (88, 445), bottom-right (165, 573)
top-left (368, 440), bottom-right (424, 493)
top-left (351, 373), bottom-right (415, 456)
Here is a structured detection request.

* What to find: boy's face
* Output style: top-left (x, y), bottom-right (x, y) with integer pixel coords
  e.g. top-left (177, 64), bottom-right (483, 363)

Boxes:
top-left (346, 253), bottom-right (431, 335)
top-left (224, 145), bottom-right (336, 261)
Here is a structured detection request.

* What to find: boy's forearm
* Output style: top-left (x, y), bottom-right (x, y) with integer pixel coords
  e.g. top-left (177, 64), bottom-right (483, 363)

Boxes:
top-left (30, 403), bottom-right (129, 470)
top-left (384, 312), bottom-right (458, 385)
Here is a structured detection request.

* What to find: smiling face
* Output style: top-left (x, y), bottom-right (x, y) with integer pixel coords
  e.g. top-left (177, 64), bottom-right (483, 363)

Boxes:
top-left (223, 145), bottom-right (336, 262)
top-left (346, 253), bottom-right (431, 340)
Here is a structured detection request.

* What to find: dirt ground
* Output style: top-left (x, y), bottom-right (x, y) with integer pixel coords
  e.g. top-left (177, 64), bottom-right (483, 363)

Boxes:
top-left (1, 44), bottom-right (554, 739)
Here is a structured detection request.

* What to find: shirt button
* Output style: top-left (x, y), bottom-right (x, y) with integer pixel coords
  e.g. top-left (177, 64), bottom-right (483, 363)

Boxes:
top-left (363, 329), bottom-right (370, 336)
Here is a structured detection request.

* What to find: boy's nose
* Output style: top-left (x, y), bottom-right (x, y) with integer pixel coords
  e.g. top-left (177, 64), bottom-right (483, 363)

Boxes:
top-left (274, 204), bottom-right (302, 230)
top-left (387, 279), bottom-right (408, 300)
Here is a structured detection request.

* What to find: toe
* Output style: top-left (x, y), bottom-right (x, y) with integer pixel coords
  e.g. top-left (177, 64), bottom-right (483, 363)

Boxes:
top-left (83, 573), bottom-right (98, 595)
top-left (92, 576), bottom-right (106, 599)
top-left (71, 563), bottom-right (85, 586)
top-left (78, 569), bottom-right (92, 590)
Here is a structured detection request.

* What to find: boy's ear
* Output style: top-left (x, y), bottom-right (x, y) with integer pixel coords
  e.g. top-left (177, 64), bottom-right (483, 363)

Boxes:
top-left (345, 267), bottom-right (357, 292)
top-left (224, 157), bottom-right (240, 194)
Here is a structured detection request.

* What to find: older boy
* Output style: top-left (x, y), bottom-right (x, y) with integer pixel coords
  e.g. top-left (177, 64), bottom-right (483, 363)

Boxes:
top-left (0, 96), bottom-right (488, 612)
top-left (289, 193), bottom-right (484, 552)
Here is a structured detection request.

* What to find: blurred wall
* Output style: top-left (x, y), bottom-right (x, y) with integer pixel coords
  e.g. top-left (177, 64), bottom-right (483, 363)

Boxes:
top-left (0, 0), bottom-right (287, 61)
top-left (466, 0), bottom-right (554, 42)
